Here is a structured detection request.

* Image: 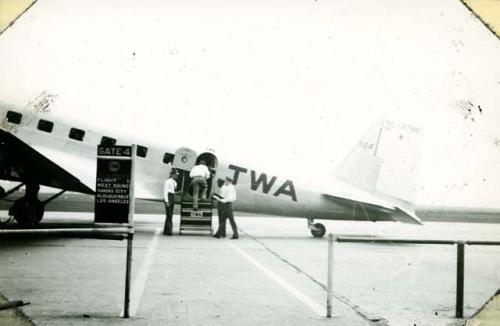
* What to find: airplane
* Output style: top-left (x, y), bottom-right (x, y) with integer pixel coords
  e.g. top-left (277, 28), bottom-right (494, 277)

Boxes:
top-left (0, 105), bottom-right (426, 238)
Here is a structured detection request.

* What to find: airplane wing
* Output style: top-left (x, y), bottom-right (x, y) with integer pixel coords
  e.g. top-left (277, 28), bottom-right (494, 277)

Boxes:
top-left (30, 145), bottom-right (164, 201)
top-left (0, 129), bottom-right (93, 194)
top-left (0, 127), bottom-right (165, 201)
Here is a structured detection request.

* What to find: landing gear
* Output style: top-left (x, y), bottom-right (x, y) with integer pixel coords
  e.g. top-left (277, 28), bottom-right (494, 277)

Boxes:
top-left (307, 218), bottom-right (326, 238)
top-left (8, 183), bottom-right (44, 228)
top-left (9, 198), bottom-right (44, 227)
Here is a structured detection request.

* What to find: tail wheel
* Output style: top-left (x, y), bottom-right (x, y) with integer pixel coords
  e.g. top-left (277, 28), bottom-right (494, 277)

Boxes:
top-left (311, 223), bottom-right (326, 238)
top-left (9, 197), bottom-right (45, 228)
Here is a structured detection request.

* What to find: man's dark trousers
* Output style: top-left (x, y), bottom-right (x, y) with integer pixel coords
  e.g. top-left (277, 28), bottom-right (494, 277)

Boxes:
top-left (214, 204), bottom-right (224, 237)
top-left (163, 193), bottom-right (175, 235)
top-left (217, 202), bottom-right (238, 238)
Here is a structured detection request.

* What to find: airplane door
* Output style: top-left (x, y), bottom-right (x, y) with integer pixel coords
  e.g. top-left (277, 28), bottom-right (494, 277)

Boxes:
top-left (172, 147), bottom-right (197, 171)
top-left (195, 152), bottom-right (218, 198)
top-left (171, 148), bottom-right (218, 199)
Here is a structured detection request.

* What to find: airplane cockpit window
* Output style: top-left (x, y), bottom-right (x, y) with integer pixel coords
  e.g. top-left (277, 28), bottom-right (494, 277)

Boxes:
top-left (137, 145), bottom-right (148, 158)
top-left (163, 152), bottom-right (174, 164)
top-left (37, 119), bottom-right (54, 133)
top-left (69, 127), bottom-right (85, 141)
top-left (6, 111), bottom-right (22, 124)
top-left (100, 136), bottom-right (117, 146)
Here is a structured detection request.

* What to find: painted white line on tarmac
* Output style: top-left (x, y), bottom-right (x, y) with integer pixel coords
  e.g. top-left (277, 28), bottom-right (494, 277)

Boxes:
top-left (120, 227), bottom-right (161, 317)
top-left (228, 242), bottom-right (325, 317)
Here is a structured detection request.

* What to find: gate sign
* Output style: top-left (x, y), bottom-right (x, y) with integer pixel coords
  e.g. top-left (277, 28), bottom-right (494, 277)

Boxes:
top-left (95, 145), bottom-right (133, 224)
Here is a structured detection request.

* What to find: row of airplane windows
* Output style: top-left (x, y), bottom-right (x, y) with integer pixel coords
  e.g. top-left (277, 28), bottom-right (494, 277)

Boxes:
top-left (5, 110), bottom-right (175, 164)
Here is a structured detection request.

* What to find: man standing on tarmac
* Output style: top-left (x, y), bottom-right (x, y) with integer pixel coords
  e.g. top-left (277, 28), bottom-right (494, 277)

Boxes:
top-left (189, 160), bottom-right (211, 210)
top-left (163, 172), bottom-right (178, 236)
top-left (213, 176), bottom-right (238, 239)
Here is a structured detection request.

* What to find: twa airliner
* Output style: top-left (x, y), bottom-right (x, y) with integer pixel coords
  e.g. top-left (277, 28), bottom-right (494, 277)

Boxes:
top-left (0, 106), bottom-right (423, 237)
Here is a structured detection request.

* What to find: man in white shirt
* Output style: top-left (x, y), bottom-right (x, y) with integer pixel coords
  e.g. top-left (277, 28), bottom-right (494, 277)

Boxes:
top-left (163, 172), bottom-right (178, 236)
top-left (189, 160), bottom-right (211, 209)
top-left (213, 176), bottom-right (238, 239)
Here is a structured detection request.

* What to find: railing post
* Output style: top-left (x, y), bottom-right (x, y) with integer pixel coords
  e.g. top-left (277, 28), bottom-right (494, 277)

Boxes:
top-left (327, 233), bottom-right (334, 318)
top-left (123, 231), bottom-right (133, 318)
top-left (456, 241), bottom-right (465, 318)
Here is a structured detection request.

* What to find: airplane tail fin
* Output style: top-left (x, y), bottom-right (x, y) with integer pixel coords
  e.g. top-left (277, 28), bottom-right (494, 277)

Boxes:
top-left (335, 118), bottom-right (421, 220)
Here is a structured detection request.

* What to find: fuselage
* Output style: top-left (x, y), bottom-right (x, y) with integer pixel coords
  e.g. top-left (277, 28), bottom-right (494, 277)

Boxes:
top-left (0, 107), bottom-right (394, 223)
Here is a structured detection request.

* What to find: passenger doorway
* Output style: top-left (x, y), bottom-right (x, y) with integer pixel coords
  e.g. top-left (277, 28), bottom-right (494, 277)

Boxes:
top-left (194, 152), bottom-right (218, 199)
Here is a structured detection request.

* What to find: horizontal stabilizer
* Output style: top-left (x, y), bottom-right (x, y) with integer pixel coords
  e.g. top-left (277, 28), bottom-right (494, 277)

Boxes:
top-left (322, 180), bottom-right (422, 225)
top-left (322, 180), bottom-right (395, 210)
top-left (393, 207), bottom-right (423, 225)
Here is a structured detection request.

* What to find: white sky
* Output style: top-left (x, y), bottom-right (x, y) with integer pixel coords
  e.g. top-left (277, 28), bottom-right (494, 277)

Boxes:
top-left (0, 0), bottom-right (499, 207)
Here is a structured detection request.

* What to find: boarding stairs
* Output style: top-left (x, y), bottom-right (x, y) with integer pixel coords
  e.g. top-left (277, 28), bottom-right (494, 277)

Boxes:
top-left (179, 199), bottom-right (213, 235)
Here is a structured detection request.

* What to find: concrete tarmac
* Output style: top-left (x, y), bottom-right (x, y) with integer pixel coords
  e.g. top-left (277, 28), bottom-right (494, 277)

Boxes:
top-left (0, 213), bottom-right (499, 325)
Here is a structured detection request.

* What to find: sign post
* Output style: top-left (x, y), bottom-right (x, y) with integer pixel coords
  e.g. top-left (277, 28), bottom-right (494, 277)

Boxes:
top-left (95, 144), bottom-right (136, 318)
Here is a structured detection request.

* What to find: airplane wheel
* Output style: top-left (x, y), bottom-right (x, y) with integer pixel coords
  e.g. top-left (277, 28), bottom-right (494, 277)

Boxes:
top-left (9, 197), bottom-right (45, 228)
top-left (311, 223), bottom-right (326, 238)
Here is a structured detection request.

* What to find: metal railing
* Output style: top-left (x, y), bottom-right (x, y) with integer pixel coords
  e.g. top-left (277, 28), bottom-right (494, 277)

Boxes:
top-left (0, 226), bottom-right (133, 316)
top-left (326, 234), bottom-right (500, 319)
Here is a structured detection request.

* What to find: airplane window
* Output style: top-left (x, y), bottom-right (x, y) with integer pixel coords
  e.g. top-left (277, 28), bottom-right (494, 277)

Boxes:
top-left (163, 152), bottom-right (174, 164)
top-left (137, 145), bottom-right (148, 158)
top-left (69, 127), bottom-right (85, 141)
top-left (100, 136), bottom-right (117, 146)
top-left (37, 119), bottom-right (54, 133)
top-left (6, 111), bottom-right (22, 124)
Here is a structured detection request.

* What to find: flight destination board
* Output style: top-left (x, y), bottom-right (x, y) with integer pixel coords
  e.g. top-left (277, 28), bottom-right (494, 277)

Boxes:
top-left (95, 145), bottom-right (132, 224)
